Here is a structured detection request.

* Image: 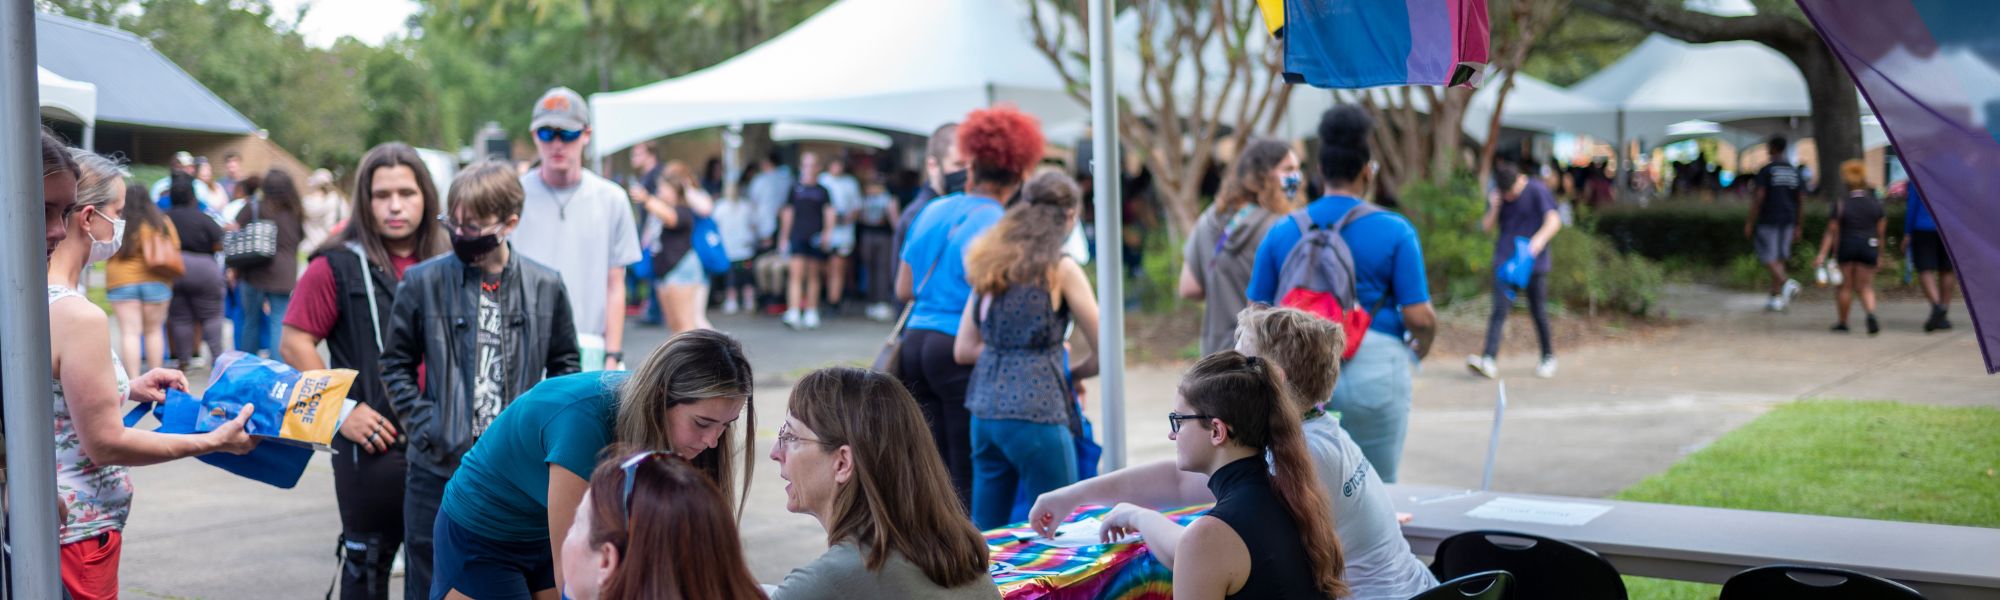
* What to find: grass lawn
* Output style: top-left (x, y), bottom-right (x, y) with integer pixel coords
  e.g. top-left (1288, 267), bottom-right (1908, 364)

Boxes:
top-left (1611, 400), bottom-right (2000, 599)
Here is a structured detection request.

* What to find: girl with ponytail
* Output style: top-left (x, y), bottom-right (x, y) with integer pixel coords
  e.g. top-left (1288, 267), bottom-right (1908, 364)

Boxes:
top-left (1098, 351), bottom-right (1346, 599)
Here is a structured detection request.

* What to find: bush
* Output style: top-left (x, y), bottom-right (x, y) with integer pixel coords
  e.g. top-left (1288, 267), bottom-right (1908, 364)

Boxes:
top-left (1402, 177), bottom-right (1664, 316)
top-left (1593, 199), bottom-right (1906, 268)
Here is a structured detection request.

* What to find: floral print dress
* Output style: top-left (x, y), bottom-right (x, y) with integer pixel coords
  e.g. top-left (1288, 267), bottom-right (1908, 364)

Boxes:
top-left (48, 285), bottom-right (135, 545)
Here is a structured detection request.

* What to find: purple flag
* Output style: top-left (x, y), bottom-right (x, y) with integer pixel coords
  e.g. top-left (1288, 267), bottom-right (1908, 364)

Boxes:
top-left (1798, 0), bottom-right (2000, 372)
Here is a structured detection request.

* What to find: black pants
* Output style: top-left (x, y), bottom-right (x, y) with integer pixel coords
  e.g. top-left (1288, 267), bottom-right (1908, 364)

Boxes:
top-left (898, 329), bottom-right (974, 511)
top-left (332, 437), bottom-right (406, 600)
top-left (403, 464), bottom-right (450, 600)
top-left (1482, 271), bottom-right (1553, 359)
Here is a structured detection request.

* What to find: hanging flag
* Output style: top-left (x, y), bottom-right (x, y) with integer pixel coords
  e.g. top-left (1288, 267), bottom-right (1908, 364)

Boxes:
top-left (1797, 0), bottom-right (2000, 373)
top-left (1282, 0), bottom-right (1489, 89)
top-left (1257, 0), bottom-right (1285, 37)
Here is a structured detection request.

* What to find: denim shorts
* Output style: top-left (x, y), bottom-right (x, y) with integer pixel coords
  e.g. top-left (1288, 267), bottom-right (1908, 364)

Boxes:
top-left (106, 282), bottom-right (172, 304)
top-left (659, 251), bottom-right (707, 286)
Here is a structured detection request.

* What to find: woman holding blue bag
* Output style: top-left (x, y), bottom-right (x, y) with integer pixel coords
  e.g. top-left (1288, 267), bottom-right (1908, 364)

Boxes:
top-left (1468, 160), bottom-right (1562, 380)
top-left (44, 137), bottom-right (257, 600)
top-left (637, 161), bottom-right (716, 333)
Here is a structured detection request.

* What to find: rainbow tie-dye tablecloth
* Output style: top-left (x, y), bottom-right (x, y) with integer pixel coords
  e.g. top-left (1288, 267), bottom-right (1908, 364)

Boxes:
top-left (985, 505), bottom-right (1210, 600)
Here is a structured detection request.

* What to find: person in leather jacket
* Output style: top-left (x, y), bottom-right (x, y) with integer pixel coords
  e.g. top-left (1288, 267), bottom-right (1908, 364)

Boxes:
top-left (381, 161), bottom-right (580, 597)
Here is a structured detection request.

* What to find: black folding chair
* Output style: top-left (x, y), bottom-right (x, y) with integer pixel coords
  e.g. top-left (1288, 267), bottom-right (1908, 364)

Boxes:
top-left (1411, 570), bottom-right (1514, 600)
top-left (1720, 565), bottom-right (1926, 600)
top-left (1430, 530), bottom-right (1627, 600)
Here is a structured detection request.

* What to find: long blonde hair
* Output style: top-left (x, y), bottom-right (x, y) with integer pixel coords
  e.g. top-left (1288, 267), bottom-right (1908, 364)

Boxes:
top-left (789, 367), bottom-right (990, 588)
top-left (615, 329), bottom-right (756, 513)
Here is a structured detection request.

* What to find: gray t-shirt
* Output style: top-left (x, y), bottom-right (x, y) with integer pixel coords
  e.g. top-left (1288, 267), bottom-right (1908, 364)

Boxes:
top-left (1184, 203), bottom-right (1282, 356)
top-left (1297, 415), bottom-right (1437, 599)
top-left (770, 542), bottom-right (1002, 600)
top-left (512, 170), bottom-right (642, 338)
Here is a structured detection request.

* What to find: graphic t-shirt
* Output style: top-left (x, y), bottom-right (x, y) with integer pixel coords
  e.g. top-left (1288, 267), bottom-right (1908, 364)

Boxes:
top-left (1755, 161), bottom-right (1803, 226)
top-left (471, 272), bottom-right (507, 437)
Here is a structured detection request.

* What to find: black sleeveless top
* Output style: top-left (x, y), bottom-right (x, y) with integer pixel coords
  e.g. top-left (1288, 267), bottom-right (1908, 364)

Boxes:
top-left (1204, 456), bottom-right (1333, 599)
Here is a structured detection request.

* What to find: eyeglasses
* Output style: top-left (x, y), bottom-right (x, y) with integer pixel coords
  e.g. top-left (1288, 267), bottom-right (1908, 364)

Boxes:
top-left (437, 214), bottom-right (503, 237)
top-left (618, 450), bottom-right (674, 523)
top-left (535, 127), bottom-right (584, 143)
top-left (776, 422), bottom-right (829, 450)
top-left (1167, 411), bottom-right (1214, 435)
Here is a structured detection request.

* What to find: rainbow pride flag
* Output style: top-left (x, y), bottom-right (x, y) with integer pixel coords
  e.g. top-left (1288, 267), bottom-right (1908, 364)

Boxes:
top-left (1272, 0), bottom-right (1489, 89)
top-left (1798, 0), bottom-right (2000, 372)
top-left (987, 505), bottom-right (1209, 599)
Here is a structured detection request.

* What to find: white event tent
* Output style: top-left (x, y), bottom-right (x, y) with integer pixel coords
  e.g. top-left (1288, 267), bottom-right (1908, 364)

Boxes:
top-left (590, 0), bottom-right (1084, 159)
top-left (38, 66), bottom-right (97, 147)
top-left (1569, 34), bottom-right (1817, 145)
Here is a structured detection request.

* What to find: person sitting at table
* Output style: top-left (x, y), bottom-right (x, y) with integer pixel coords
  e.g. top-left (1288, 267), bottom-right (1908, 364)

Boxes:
top-left (1029, 306), bottom-right (1432, 598)
top-left (767, 367), bottom-right (1002, 599)
top-left (559, 450), bottom-right (765, 600)
top-left (429, 329), bottom-right (756, 600)
top-left (1048, 351), bottom-right (1348, 599)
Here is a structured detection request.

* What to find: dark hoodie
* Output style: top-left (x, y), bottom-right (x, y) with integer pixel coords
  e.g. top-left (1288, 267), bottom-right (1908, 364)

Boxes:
top-left (1183, 201), bottom-right (1285, 355)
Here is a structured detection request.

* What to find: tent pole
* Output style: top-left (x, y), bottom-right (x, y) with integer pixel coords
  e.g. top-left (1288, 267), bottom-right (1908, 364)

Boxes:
top-left (1087, 0), bottom-right (1126, 471)
top-left (2, 1), bottom-right (66, 597)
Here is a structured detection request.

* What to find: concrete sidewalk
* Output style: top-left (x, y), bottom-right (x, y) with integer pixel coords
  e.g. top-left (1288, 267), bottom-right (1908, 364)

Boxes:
top-left (113, 287), bottom-right (1989, 598)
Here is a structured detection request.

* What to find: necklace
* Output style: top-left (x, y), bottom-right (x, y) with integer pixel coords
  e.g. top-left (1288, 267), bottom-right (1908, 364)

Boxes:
top-left (539, 172), bottom-right (582, 220)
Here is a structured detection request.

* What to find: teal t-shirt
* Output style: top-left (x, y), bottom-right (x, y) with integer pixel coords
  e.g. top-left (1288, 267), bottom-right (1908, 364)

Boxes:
top-left (440, 371), bottom-right (625, 542)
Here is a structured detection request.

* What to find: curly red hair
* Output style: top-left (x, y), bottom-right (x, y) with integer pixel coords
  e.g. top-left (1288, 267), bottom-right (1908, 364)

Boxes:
top-left (957, 105), bottom-right (1045, 186)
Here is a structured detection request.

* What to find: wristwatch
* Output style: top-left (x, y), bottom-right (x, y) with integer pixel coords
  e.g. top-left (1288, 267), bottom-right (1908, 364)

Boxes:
top-left (605, 351), bottom-right (624, 362)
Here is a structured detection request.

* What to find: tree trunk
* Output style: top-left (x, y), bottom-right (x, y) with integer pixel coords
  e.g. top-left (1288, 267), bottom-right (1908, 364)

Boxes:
top-left (1797, 47), bottom-right (1861, 198)
top-left (1477, 68), bottom-right (1522, 186)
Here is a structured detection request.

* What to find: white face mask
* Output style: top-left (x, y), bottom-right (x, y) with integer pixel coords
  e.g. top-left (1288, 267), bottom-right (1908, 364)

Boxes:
top-left (86, 208), bottom-right (125, 264)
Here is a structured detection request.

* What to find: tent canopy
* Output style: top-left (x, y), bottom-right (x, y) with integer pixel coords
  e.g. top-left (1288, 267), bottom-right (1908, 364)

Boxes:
top-left (1570, 34), bottom-right (1817, 144)
top-left (591, 0), bottom-right (1083, 159)
top-left (38, 66), bottom-right (95, 126)
top-left (1462, 70), bottom-right (1615, 143)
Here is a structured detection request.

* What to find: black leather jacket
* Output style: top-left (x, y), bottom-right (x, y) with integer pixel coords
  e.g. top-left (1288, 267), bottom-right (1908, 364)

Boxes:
top-left (380, 246), bottom-right (580, 475)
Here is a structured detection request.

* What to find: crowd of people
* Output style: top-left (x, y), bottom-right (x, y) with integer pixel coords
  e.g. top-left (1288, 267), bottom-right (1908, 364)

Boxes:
top-left (31, 67), bottom-right (1962, 597)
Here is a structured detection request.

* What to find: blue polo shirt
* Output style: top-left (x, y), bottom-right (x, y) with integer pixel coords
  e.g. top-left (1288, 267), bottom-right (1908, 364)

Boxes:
top-left (900, 193), bottom-right (1004, 336)
top-left (440, 371), bottom-right (624, 543)
top-left (1246, 195), bottom-right (1430, 338)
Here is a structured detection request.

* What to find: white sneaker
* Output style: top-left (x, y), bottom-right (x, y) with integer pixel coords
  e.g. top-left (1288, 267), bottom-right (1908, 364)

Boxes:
top-left (1536, 356), bottom-right (1558, 379)
top-left (1782, 279), bottom-right (1802, 305)
top-left (1466, 355), bottom-right (1498, 379)
top-left (1765, 296), bottom-right (1783, 312)
top-left (781, 309), bottom-right (801, 329)
top-left (722, 298), bottom-right (740, 315)
top-left (803, 309), bottom-right (822, 329)
top-left (866, 303), bottom-right (893, 322)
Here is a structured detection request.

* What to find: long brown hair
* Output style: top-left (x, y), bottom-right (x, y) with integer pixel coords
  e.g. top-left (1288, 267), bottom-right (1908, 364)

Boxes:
top-left (616, 330), bottom-right (755, 514)
top-left (117, 183), bottom-right (169, 260)
top-left (324, 142), bottom-right (449, 273)
top-left (1180, 351), bottom-right (1347, 598)
top-left (259, 168), bottom-right (304, 216)
top-left (788, 368), bottom-right (989, 588)
top-left (1217, 138), bottom-right (1297, 216)
top-left (586, 451), bottom-right (764, 600)
top-left (966, 170), bottom-right (1078, 295)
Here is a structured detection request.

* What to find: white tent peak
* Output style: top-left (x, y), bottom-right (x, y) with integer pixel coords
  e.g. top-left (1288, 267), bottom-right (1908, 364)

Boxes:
top-left (38, 66), bottom-right (97, 126)
top-left (590, 0), bottom-right (1083, 158)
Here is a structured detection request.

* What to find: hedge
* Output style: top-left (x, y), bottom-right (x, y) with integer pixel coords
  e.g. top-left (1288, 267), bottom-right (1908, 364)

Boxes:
top-left (1592, 198), bottom-right (1906, 268)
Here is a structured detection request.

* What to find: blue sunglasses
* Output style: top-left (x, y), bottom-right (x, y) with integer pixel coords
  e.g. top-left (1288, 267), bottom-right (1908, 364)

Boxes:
top-left (618, 450), bottom-right (674, 522)
top-left (535, 127), bottom-right (584, 143)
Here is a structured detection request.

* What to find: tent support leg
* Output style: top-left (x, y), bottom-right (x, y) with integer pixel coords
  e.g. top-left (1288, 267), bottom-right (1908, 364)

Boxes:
top-left (1087, 0), bottom-right (1126, 472)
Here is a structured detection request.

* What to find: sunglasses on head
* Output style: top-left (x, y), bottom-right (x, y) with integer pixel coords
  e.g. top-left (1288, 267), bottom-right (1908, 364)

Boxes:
top-left (618, 450), bottom-right (679, 523)
top-left (536, 127), bottom-right (584, 143)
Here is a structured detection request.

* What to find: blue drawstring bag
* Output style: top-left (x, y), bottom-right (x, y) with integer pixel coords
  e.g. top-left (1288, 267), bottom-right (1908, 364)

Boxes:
top-left (691, 215), bottom-right (732, 276)
top-left (123, 352), bottom-right (355, 488)
top-left (1498, 236), bottom-right (1536, 300)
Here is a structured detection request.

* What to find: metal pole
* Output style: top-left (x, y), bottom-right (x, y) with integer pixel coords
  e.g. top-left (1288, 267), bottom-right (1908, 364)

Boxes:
top-left (1086, 0), bottom-right (1126, 471)
top-left (2, 2), bottom-right (66, 597)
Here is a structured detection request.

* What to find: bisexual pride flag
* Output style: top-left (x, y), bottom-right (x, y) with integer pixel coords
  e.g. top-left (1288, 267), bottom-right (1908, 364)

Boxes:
top-left (1798, 0), bottom-right (2000, 372)
top-left (1265, 0), bottom-right (1489, 89)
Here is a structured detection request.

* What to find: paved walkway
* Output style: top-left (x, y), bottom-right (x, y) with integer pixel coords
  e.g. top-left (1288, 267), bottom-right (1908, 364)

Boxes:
top-left (113, 286), bottom-right (1989, 598)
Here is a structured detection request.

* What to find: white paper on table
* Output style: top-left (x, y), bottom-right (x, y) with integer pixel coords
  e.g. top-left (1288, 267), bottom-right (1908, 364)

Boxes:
top-left (1464, 497), bottom-right (1614, 526)
top-left (1041, 517), bottom-right (1140, 548)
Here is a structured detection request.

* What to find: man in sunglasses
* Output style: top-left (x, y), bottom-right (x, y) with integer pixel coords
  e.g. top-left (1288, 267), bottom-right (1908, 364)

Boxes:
top-left (510, 87), bottom-right (644, 372)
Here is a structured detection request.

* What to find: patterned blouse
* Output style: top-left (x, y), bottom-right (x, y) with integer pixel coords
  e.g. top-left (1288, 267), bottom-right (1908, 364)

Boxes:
top-left (48, 285), bottom-right (135, 544)
top-left (965, 285), bottom-right (1073, 425)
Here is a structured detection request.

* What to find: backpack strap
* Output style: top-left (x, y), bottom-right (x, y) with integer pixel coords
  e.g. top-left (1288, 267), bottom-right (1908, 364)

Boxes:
top-left (348, 242), bottom-right (384, 353)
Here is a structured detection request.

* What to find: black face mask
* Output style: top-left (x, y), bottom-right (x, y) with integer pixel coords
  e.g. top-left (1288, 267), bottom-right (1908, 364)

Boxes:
top-left (941, 169), bottom-right (968, 195)
top-left (450, 229), bottom-right (502, 264)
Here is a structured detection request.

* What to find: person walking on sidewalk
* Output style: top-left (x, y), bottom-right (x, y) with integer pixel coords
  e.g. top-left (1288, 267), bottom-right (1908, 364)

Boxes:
top-left (1747, 136), bottom-right (1806, 311)
top-left (1902, 182), bottom-right (1957, 332)
top-left (1468, 161), bottom-right (1562, 379)
top-left (1813, 160), bottom-right (1887, 336)
top-left (279, 143), bottom-right (451, 600)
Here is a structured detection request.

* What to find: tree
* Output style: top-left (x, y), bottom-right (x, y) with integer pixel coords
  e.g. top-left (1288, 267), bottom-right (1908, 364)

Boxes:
top-left (1572, 0), bottom-right (1862, 196)
top-left (1476, 0), bottom-right (1571, 186)
top-left (1027, 0), bottom-right (1291, 239)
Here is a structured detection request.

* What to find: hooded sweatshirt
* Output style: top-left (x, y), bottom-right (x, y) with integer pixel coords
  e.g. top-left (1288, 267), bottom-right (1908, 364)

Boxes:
top-left (1183, 201), bottom-right (1285, 355)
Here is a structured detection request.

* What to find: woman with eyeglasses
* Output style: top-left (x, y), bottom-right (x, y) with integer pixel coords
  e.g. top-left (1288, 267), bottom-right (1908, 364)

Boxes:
top-left (45, 138), bottom-right (259, 600)
top-left (768, 367), bottom-right (1001, 599)
top-left (427, 329), bottom-right (754, 600)
top-left (1097, 352), bottom-right (1346, 600)
top-left (560, 451), bottom-right (765, 600)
